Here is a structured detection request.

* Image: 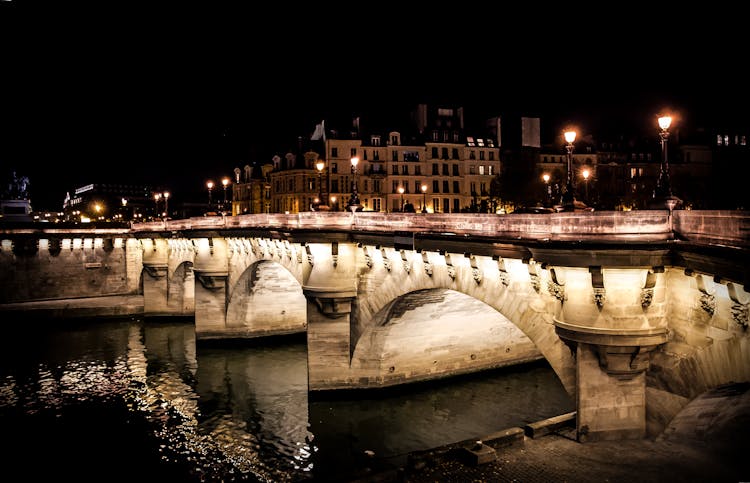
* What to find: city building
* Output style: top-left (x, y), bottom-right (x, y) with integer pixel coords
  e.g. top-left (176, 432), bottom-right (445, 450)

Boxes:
top-left (231, 162), bottom-right (273, 215)
top-left (62, 183), bottom-right (154, 222)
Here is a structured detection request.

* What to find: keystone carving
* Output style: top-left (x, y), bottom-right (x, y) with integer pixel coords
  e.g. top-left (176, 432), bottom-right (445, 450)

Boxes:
top-left (400, 249), bottom-right (411, 274)
top-left (494, 256), bottom-right (510, 287)
top-left (467, 254), bottom-right (482, 284)
top-left (547, 268), bottom-right (566, 302)
top-left (728, 283), bottom-right (749, 328)
top-left (422, 252), bottom-right (433, 276)
top-left (381, 247), bottom-right (392, 272)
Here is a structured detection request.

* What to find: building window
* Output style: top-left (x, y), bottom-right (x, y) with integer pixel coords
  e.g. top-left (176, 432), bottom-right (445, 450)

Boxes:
top-left (441, 147), bottom-right (449, 159)
top-left (489, 152), bottom-right (495, 161)
top-left (741, 135), bottom-right (747, 146)
top-left (630, 168), bottom-right (637, 178)
top-left (432, 198), bottom-right (440, 212)
top-left (470, 182), bottom-right (477, 194)
top-left (404, 151), bottom-right (420, 161)
top-left (392, 165), bottom-right (399, 175)
top-left (443, 198), bottom-right (450, 213)
top-left (452, 164), bottom-right (459, 176)
top-left (443, 180), bottom-right (449, 193)
top-left (332, 147), bottom-right (338, 158)
top-left (392, 151), bottom-right (398, 161)
top-left (415, 181), bottom-right (421, 193)
top-left (392, 181), bottom-right (399, 193)
top-left (432, 131), bottom-right (439, 141)
top-left (391, 135), bottom-right (399, 146)
top-left (488, 165), bottom-right (494, 175)
top-left (351, 148), bottom-right (357, 157)
top-left (480, 151), bottom-right (485, 161)
top-left (415, 165), bottom-right (421, 175)
top-left (717, 135), bottom-right (723, 146)
top-left (452, 148), bottom-right (459, 159)
top-left (470, 166), bottom-right (476, 175)
top-left (480, 183), bottom-right (487, 195)
top-left (402, 165), bottom-right (409, 175)
top-left (371, 135), bottom-right (381, 146)
top-left (373, 150), bottom-right (380, 161)
top-left (453, 181), bottom-right (460, 193)
top-left (331, 162), bottom-right (338, 174)
top-left (433, 180), bottom-right (440, 193)
top-left (364, 150), bottom-right (368, 161)
top-left (479, 166), bottom-right (485, 175)
top-left (470, 150), bottom-right (476, 160)
top-left (364, 180), bottom-right (368, 193)
top-left (431, 147), bottom-right (438, 158)
top-left (453, 199), bottom-right (459, 212)
top-left (724, 135), bottom-right (730, 146)
top-left (432, 163), bottom-right (439, 175)
top-left (442, 164), bottom-right (449, 175)
top-left (331, 180), bottom-right (339, 193)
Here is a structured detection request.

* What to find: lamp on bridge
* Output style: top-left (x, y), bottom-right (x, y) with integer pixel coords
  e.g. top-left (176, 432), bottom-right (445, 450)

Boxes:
top-left (222, 177), bottom-right (230, 214)
top-left (153, 192), bottom-right (162, 220)
top-left (542, 173), bottom-right (551, 206)
top-left (421, 184), bottom-right (428, 213)
top-left (561, 130), bottom-right (577, 211)
top-left (398, 186), bottom-right (405, 212)
top-left (651, 114), bottom-right (682, 211)
top-left (163, 191), bottom-right (170, 219)
top-left (347, 156), bottom-right (360, 212)
top-left (206, 181), bottom-right (214, 212)
top-left (330, 195), bottom-right (337, 211)
top-left (581, 169), bottom-right (590, 205)
top-left (316, 160), bottom-right (326, 210)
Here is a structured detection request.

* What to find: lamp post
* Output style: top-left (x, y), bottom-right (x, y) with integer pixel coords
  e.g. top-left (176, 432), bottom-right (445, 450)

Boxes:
top-left (316, 160), bottom-right (325, 210)
top-left (542, 173), bottom-right (551, 206)
top-left (398, 186), bottom-right (405, 212)
top-left (330, 196), bottom-right (337, 212)
top-left (562, 130), bottom-right (577, 211)
top-left (581, 169), bottom-right (590, 205)
top-left (222, 177), bottom-right (229, 214)
top-left (421, 184), bottom-right (427, 213)
top-left (348, 156), bottom-right (360, 212)
top-left (154, 193), bottom-right (162, 219)
top-left (163, 191), bottom-right (169, 219)
top-left (206, 181), bottom-right (214, 211)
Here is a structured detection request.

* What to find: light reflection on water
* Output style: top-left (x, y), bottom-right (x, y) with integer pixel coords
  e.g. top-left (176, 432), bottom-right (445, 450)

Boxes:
top-left (0, 318), bottom-right (573, 482)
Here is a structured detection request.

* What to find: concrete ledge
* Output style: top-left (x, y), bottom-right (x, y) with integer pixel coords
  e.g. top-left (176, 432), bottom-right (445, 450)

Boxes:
top-left (481, 426), bottom-right (526, 449)
top-left (524, 411), bottom-right (576, 439)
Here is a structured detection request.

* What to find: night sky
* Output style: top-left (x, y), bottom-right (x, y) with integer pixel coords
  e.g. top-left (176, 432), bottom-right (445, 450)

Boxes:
top-left (2, 4), bottom-right (746, 210)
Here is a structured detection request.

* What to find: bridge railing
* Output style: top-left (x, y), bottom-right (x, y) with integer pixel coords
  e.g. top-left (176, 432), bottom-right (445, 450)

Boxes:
top-left (129, 210), bottom-right (750, 247)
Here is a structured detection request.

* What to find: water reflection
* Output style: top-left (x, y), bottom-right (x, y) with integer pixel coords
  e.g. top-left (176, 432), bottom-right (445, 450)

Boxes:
top-left (0, 318), bottom-right (573, 482)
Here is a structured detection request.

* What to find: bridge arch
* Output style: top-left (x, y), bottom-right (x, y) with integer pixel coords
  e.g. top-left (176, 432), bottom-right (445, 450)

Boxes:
top-left (167, 260), bottom-right (194, 315)
top-left (225, 259), bottom-right (307, 337)
top-left (351, 288), bottom-right (550, 388)
top-left (351, 248), bottom-right (576, 393)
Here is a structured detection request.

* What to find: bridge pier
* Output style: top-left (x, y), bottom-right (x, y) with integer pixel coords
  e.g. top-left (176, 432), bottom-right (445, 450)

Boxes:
top-left (141, 238), bottom-right (169, 315)
top-left (193, 238), bottom-right (229, 338)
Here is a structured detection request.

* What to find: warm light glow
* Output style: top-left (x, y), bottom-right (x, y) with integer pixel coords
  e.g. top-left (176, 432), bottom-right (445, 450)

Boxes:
top-left (582, 169), bottom-right (590, 180)
top-left (350, 156), bottom-right (359, 168)
top-left (330, 196), bottom-right (336, 203)
top-left (154, 193), bottom-right (161, 201)
top-left (121, 198), bottom-right (128, 206)
top-left (222, 178), bottom-right (229, 187)
top-left (564, 130), bottom-right (577, 144)
top-left (542, 174), bottom-right (550, 183)
top-left (398, 186), bottom-right (405, 194)
top-left (163, 192), bottom-right (169, 199)
top-left (421, 184), bottom-right (427, 193)
top-left (316, 161), bottom-right (325, 172)
top-left (658, 115), bottom-right (672, 131)
top-left (207, 181), bottom-right (214, 189)
top-left (94, 203), bottom-right (102, 213)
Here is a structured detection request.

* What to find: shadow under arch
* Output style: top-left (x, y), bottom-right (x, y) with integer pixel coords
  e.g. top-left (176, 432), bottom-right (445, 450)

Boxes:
top-left (168, 260), bottom-right (194, 315)
top-left (225, 259), bottom-right (306, 336)
top-left (350, 288), bottom-right (558, 389)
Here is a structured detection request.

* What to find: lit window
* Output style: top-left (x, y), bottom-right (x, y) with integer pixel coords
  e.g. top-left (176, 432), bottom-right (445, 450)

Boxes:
top-left (717, 135), bottom-right (723, 146)
top-left (477, 138), bottom-right (485, 147)
top-left (741, 136), bottom-right (747, 146)
top-left (724, 135), bottom-right (730, 145)
top-left (479, 166), bottom-right (485, 175)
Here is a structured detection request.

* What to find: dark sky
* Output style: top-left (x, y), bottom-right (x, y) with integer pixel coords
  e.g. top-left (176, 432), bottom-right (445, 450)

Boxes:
top-left (2, 4), bottom-right (747, 210)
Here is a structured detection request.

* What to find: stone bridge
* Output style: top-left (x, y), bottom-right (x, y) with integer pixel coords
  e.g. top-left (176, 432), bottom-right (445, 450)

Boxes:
top-left (1, 210), bottom-right (749, 443)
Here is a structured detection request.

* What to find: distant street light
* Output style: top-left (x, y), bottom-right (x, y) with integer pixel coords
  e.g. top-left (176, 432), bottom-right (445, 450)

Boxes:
top-left (222, 177), bottom-right (230, 214)
top-left (562, 130), bottom-right (577, 211)
top-left (582, 169), bottom-right (590, 205)
top-left (398, 186), bottom-right (405, 212)
top-left (348, 156), bottom-right (360, 211)
top-left (316, 160), bottom-right (325, 210)
top-left (154, 192), bottom-right (162, 219)
top-left (163, 191), bottom-right (170, 219)
top-left (421, 184), bottom-right (428, 213)
top-left (207, 181), bottom-right (214, 211)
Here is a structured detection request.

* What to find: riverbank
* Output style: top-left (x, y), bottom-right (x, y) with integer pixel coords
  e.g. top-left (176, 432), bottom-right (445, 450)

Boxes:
top-left (390, 382), bottom-right (750, 483)
top-left (0, 294), bottom-right (144, 318)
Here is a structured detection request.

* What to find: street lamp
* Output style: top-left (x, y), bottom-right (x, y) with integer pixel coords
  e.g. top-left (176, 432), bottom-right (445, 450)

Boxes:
top-left (330, 196), bottom-right (337, 211)
top-left (222, 177), bottom-right (230, 214)
top-left (316, 160), bottom-right (325, 210)
top-left (154, 192), bottom-right (162, 219)
top-left (163, 191), bottom-right (170, 219)
top-left (421, 184), bottom-right (428, 213)
top-left (582, 169), bottom-right (590, 205)
top-left (398, 186), bottom-right (405, 212)
top-left (206, 181), bottom-right (214, 211)
top-left (542, 173), bottom-right (551, 206)
top-left (348, 156), bottom-right (360, 211)
top-left (562, 130), bottom-right (577, 211)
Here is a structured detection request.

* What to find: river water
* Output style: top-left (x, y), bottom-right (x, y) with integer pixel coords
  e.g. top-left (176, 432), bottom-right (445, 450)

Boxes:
top-left (0, 317), bottom-right (573, 482)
